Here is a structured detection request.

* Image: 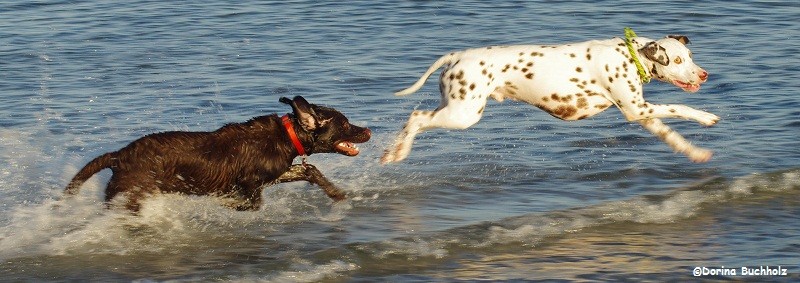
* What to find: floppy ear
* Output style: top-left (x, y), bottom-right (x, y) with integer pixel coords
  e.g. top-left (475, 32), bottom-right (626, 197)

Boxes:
top-left (279, 96), bottom-right (319, 131)
top-left (639, 41), bottom-right (670, 66)
top-left (667, 35), bottom-right (691, 45)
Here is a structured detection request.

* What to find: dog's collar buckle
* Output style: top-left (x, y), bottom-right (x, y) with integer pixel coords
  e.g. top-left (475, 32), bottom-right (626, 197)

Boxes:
top-left (281, 114), bottom-right (308, 160)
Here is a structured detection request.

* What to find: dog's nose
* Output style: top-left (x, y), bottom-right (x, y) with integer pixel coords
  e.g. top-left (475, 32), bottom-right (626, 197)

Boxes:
top-left (363, 128), bottom-right (372, 140)
top-left (698, 69), bottom-right (708, 81)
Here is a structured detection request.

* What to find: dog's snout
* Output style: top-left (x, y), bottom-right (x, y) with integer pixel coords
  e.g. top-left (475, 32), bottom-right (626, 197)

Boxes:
top-left (698, 69), bottom-right (708, 81)
top-left (355, 127), bottom-right (372, 142)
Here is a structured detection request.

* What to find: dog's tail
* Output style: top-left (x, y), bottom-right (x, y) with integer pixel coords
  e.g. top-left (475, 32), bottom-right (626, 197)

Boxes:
top-left (395, 52), bottom-right (459, 96)
top-left (64, 152), bottom-right (115, 196)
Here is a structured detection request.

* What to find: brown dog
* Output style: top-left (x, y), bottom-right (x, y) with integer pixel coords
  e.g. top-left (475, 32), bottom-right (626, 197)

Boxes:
top-left (64, 96), bottom-right (371, 211)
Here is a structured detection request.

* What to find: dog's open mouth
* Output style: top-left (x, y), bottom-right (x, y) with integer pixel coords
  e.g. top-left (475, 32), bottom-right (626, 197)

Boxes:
top-left (673, 80), bottom-right (702, 93)
top-left (335, 141), bottom-right (360, 156)
top-left (335, 128), bottom-right (370, 156)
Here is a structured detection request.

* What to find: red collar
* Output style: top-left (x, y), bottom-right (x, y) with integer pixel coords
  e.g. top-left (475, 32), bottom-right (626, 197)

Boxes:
top-left (281, 114), bottom-right (307, 156)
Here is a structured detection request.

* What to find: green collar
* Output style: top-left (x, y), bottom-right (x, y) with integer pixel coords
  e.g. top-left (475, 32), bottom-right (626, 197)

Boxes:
top-left (624, 27), bottom-right (651, 84)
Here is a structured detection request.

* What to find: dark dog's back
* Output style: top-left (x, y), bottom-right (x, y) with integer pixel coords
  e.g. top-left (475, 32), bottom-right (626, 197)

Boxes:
top-left (65, 115), bottom-right (294, 207)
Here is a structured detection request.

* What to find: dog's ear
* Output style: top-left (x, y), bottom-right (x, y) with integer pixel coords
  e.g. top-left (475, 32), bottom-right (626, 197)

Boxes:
top-left (640, 41), bottom-right (670, 66)
top-left (280, 96), bottom-right (320, 131)
top-left (667, 35), bottom-right (691, 45)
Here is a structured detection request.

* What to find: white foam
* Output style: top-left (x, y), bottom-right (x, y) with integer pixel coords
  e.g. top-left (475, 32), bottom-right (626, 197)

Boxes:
top-left (373, 237), bottom-right (448, 259)
top-left (260, 260), bottom-right (358, 283)
top-left (478, 169), bottom-right (800, 247)
top-left (0, 185), bottom-right (360, 261)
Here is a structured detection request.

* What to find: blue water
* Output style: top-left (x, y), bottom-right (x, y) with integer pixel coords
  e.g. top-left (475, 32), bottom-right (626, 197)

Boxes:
top-left (1, 1), bottom-right (799, 282)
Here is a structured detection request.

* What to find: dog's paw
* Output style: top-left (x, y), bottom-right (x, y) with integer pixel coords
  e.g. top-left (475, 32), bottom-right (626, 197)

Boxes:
top-left (687, 148), bottom-right (713, 163)
top-left (697, 112), bottom-right (720, 126)
top-left (380, 143), bottom-right (410, 164)
top-left (380, 150), bottom-right (402, 164)
top-left (331, 193), bottom-right (346, 202)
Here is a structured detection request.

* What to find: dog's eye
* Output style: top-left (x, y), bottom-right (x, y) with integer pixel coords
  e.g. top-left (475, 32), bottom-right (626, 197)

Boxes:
top-left (674, 56), bottom-right (683, 64)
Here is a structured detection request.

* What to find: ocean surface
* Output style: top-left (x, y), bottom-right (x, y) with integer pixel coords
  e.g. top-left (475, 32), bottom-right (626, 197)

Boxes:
top-left (2, 1), bottom-right (799, 282)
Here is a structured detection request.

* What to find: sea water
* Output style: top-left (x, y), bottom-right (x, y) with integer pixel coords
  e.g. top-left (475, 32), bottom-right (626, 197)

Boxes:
top-left (1, 1), bottom-right (799, 281)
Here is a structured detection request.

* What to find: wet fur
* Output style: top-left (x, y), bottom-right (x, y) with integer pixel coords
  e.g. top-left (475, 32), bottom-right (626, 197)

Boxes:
top-left (64, 96), bottom-right (371, 211)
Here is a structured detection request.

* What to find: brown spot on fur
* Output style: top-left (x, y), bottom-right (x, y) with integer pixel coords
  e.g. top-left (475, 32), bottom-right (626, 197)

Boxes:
top-left (553, 105), bottom-right (578, 119)
top-left (525, 73), bottom-right (533, 79)
top-left (577, 97), bottom-right (588, 109)
top-left (576, 67), bottom-right (583, 72)
top-left (469, 83), bottom-right (476, 90)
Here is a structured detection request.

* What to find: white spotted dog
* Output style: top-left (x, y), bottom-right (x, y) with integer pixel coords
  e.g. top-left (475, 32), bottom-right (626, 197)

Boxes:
top-left (381, 31), bottom-right (720, 164)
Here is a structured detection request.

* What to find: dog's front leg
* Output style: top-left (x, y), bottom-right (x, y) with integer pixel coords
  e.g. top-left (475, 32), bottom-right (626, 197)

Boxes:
top-left (619, 101), bottom-right (720, 126)
top-left (639, 118), bottom-right (713, 163)
top-left (276, 164), bottom-right (346, 201)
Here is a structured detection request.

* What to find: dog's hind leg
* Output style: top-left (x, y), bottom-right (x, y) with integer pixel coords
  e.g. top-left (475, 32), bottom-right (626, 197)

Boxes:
top-left (381, 96), bottom-right (488, 164)
top-left (103, 173), bottom-right (160, 212)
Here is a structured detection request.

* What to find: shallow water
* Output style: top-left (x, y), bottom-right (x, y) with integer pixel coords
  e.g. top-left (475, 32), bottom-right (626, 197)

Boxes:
top-left (1, 1), bottom-right (799, 282)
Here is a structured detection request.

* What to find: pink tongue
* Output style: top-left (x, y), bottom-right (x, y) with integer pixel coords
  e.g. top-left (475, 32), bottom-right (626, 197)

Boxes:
top-left (675, 81), bottom-right (700, 93)
top-left (336, 142), bottom-right (359, 156)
